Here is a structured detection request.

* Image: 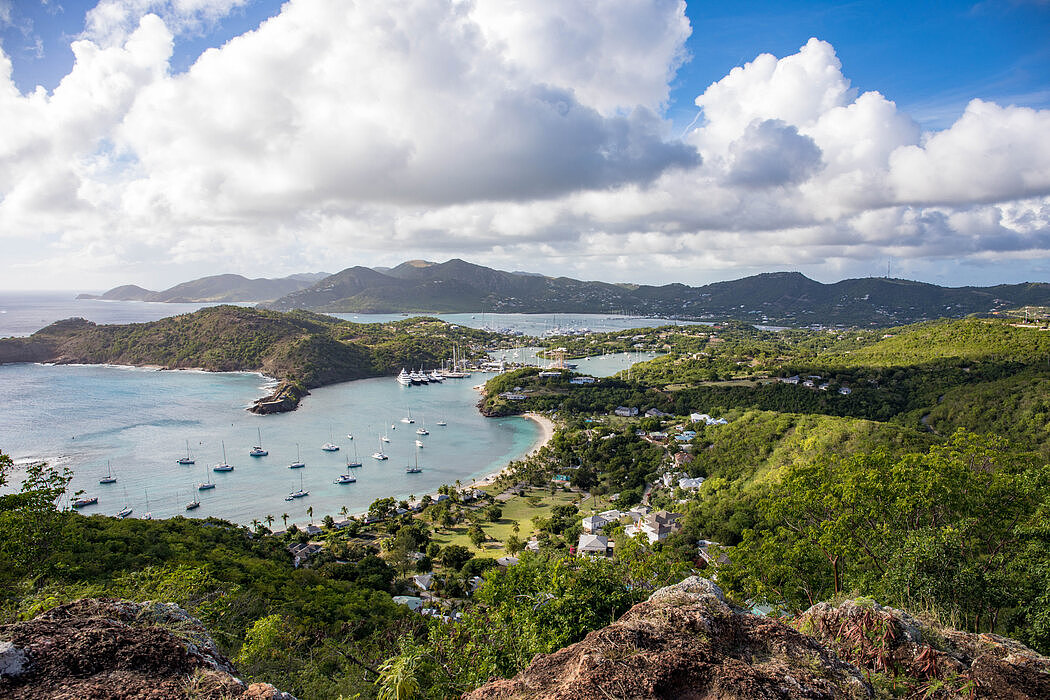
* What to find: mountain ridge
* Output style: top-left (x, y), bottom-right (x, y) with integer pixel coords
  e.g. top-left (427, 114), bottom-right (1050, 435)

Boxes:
top-left (264, 260), bottom-right (1050, 326)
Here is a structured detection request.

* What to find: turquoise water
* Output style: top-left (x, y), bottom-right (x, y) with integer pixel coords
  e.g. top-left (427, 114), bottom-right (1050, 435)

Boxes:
top-left (0, 298), bottom-right (681, 527)
top-left (0, 364), bottom-right (538, 526)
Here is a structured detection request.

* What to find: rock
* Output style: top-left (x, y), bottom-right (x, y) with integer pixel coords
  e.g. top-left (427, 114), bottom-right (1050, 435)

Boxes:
top-left (646, 575), bottom-right (725, 605)
top-left (0, 640), bottom-right (28, 678)
top-left (797, 599), bottom-right (1050, 699)
top-left (465, 578), bottom-right (872, 700)
top-left (0, 598), bottom-right (297, 700)
top-left (250, 381), bottom-right (307, 414)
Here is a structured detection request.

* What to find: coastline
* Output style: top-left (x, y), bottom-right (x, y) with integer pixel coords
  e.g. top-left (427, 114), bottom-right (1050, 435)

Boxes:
top-left (475, 412), bottom-right (554, 487)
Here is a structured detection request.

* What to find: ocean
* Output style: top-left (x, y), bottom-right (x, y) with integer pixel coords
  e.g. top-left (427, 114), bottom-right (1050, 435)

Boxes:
top-left (0, 293), bottom-right (681, 526)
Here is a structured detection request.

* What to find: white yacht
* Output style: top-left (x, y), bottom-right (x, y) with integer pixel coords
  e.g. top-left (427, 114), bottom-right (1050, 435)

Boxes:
top-left (249, 427), bottom-right (268, 457)
top-left (289, 443), bottom-right (305, 469)
top-left (396, 368), bottom-right (412, 386)
top-left (213, 441), bottom-right (234, 472)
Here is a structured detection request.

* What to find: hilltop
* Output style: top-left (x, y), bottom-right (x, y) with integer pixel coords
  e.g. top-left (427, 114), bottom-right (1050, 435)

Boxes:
top-left (264, 259), bottom-right (1050, 326)
top-left (0, 306), bottom-right (500, 412)
top-left (77, 273), bottom-right (329, 303)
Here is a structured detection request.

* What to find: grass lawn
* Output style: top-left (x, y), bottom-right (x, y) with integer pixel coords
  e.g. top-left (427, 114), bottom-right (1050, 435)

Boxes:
top-left (428, 487), bottom-right (588, 554)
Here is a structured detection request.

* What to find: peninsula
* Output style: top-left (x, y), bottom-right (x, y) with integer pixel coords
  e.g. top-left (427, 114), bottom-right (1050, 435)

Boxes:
top-left (0, 306), bottom-right (502, 413)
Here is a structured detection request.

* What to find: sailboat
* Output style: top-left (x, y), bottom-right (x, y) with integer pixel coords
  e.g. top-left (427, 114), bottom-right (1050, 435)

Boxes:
top-left (322, 426), bottom-right (340, 452)
top-left (142, 489), bottom-right (152, 520)
top-left (99, 460), bottom-right (117, 484)
top-left (436, 417), bottom-right (447, 426)
top-left (406, 444), bottom-right (423, 473)
top-left (285, 471), bottom-right (309, 500)
top-left (249, 427), bottom-right (268, 457)
top-left (118, 486), bottom-right (133, 518)
top-left (177, 440), bottom-right (195, 465)
top-left (347, 444), bottom-right (362, 468)
top-left (185, 484), bottom-right (200, 510)
top-left (371, 435), bottom-right (388, 460)
top-left (416, 419), bottom-right (429, 436)
top-left (400, 409), bottom-right (414, 423)
top-left (198, 463), bottom-right (215, 490)
top-left (213, 441), bottom-right (234, 472)
top-left (335, 455), bottom-right (357, 484)
top-left (415, 439), bottom-right (424, 448)
top-left (289, 442), bottom-right (305, 469)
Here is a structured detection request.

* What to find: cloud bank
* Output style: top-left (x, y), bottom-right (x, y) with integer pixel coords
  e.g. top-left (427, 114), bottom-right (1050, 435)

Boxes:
top-left (0, 0), bottom-right (1048, 288)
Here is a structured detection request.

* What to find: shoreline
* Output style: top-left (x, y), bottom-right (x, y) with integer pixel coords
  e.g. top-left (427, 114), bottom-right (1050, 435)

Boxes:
top-left (474, 412), bottom-right (554, 487)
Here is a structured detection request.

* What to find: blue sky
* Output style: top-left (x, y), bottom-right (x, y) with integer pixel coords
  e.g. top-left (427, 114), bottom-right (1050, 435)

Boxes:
top-left (1, 1), bottom-right (1049, 290)
top-left (7, 0), bottom-right (1048, 129)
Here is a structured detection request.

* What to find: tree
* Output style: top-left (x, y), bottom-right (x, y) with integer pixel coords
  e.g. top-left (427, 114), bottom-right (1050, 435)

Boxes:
top-left (486, 504), bottom-right (503, 522)
top-left (340, 505), bottom-right (349, 520)
top-left (322, 514), bottom-right (335, 530)
top-left (505, 534), bottom-right (523, 554)
top-left (306, 505), bottom-right (314, 523)
top-left (265, 514), bottom-right (275, 529)
top-left (440, 544), bottom-right (473, 571)
top-left (281, 512), bottom-right (289, 528)
top-left (0, 453), bottom-right (73, 579)
top-left (469, 523), bottom-right (487, 548)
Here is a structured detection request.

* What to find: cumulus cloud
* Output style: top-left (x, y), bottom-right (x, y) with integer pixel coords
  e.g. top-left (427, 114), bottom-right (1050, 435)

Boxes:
top-left (0, 3), bottom-right (1049, 289)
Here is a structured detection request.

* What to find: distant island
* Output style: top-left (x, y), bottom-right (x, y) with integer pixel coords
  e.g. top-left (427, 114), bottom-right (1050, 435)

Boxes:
top-left (76, 272), bottom-right (329, 303)
top-left (84, 260), bottom-right (1050, 327)
top-left (0, 306), bottom-right (501, 413)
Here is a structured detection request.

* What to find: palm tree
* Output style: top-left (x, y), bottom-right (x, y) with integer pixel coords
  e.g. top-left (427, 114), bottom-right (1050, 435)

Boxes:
top-left (307, 505), bottom-right (314, 523)
top-left (340, 505), bottom-right (349, 520)
top-left (251, 518), bottom-right (260, 532)
top-left (281, 512), bottom-right (289, 528)
top-left (265, 514), bottom-right (275, 529)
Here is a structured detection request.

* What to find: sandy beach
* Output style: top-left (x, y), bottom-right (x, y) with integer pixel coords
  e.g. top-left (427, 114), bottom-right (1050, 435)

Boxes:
top-left (475, 412), bottom-right (555, 486)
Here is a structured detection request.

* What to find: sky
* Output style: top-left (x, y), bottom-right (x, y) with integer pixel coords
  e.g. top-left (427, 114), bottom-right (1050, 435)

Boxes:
top-left (1, 1), bottom-right (1049, 291)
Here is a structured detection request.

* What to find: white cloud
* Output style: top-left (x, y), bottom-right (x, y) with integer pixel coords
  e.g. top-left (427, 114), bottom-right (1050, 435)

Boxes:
top-left (0, 3), bottom-right (1048, 290)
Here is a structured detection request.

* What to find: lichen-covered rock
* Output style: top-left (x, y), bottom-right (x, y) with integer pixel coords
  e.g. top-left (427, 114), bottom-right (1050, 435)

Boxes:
top-left (465, 578), bottom-right (872, 700)
top-left (798, 599), bottom-right (1050, 699)
top-left (0, 598), bottom-right (296, 700)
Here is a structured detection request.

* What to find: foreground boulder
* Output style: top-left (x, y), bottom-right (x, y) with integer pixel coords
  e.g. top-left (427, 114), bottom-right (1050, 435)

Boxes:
top-left (798, 599), bottom-right (1050, 699)
top-left (0, 598), bottom-right (296, 700)
top-left (465, 576), bottom-right (871, 699)
top-left (465, 577), bottom-right (1050, 700)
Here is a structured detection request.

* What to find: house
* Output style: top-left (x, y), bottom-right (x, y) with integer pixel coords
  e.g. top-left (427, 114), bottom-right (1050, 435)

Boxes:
top-left (614, 406), bottom-right (639, 417)
top-left (599, 509), bottom-right (622, 521)
top-left (500, 392), bottom-right (528, 400)
top-left (433, 493), bottom-right (450, 502)
top-left (690, 413), bottom-right (727, 426)
top-left (569, 376), bottom-right (596, 385)
top-left (582, 514), bottom-right (608, 533)
top-left (496, 556), bottom-right (519, 567)
top-left (577, 534), bottom-right (613, 557)
top-left (627, 505), bottom-right (651, 523)
top-left (697, 540), bottom-right (729, 566)
top-left (551, 474), bottom-right (571, 484)
top-left (304, 524), bottom-right (323, 536)
top-left (674, 453), bottom-right (692, 468)
top-left (626, 510), bottom-right (683, 544)
top-left (525, 539), bottom-right (540, 552)
top-left (645, 408), bottom-right (672, 418)
top-left (679, 477), bottom-right (705, 490)
top-left (838, 386), bottom-right (852, 395)
top-left (413, 573), bottom-right (434, 591)
top-left (538, 371), bottom-right (562, 377)
top-left (779, 375), bottom-right (801, 385)
top-left (287, 542), bottom-right (323, 568)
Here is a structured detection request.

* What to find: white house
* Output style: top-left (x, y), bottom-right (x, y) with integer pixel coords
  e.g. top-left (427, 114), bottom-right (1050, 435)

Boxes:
top-left (577, 534), bottom-right (613, 556)
top-left (569, 376), bottom-right (597, 385)
top-left (581, 514), bottom-right (608, 534)
top-left (679, 477), bottom-right (705, 490)
top-left (626, 510), bottom-right (683, 544)
top-left (413, 573), bottom-right (434, 591)
top-left (614, 406), bottom-right (639, 417)
top-left (598, 509), bottom-right (622, 521)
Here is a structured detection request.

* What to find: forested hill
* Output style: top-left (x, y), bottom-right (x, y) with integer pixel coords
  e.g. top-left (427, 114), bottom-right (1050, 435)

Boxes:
top-left (264, 258), bottom-right (1050, 326)
top-left (77, 272), bottom-right (328, 303)
top-left (0, 306), bottom-right (499, 412)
